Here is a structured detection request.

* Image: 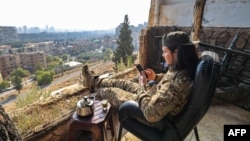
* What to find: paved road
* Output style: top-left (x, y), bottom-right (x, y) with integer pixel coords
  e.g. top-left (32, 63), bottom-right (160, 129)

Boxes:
top-left (0, 78), bottom-right (33, 96)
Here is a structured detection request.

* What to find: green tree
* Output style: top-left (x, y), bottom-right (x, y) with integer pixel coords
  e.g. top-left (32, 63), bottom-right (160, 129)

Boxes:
top-left (0, 81), bottom-right (10, 91)
top-left (112, 14), bottom-right (135, 71)
top-left (53, 56), bottom-right (61, 62)
top-left (46, 56), bottom-right (62, 70)
top-left (36, 62), bottom-right (45, 71)
top-left (10, 67), bottom-right (30, 92)
top-left (11, 75), bottom-right (23, 93)
top-left (62, 54), bottom-right (68, 61)
top-left (35, 70), bottom-right (54, 85)
top-left (46, 56), bottom-right (53, 62)
top-left (10, 67), bottom-right (30, 78)
top-left (104, 48), bottom-right (113, 61)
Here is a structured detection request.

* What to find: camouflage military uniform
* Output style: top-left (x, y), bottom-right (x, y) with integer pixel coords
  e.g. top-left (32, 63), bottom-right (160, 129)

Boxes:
top-left (96, 79), bottom-right (139, 107)
top-left (96, 69), bottom-right (193, 122)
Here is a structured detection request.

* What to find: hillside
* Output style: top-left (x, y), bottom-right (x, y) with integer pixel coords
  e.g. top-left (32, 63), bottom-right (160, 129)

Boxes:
top-left (2, 61), bottom-right (115, 113)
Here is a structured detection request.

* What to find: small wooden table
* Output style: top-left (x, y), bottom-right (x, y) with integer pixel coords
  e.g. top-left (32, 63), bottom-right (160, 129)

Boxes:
top-left (69, 100), bottom-right (115, 141)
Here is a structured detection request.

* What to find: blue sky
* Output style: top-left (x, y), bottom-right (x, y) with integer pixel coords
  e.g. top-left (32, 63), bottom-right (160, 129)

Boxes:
top-left (1, 0), bottom-right (150, 30)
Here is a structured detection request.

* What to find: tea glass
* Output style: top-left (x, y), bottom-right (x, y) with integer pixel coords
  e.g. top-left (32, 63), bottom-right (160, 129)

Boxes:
top-left (101, 99), bottom-right (108, 111)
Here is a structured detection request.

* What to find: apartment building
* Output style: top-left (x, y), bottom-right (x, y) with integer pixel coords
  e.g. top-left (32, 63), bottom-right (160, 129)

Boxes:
top-left (0, 52), bottom-right (46, 78)
top-left (0, 54), bottom-right (18, 78)
top-left (18, 52), bottom-right (46, 72)
top-left (0, 26), bottom-right (18, 44)
top-left (0, 45), bottom-right (12, 54)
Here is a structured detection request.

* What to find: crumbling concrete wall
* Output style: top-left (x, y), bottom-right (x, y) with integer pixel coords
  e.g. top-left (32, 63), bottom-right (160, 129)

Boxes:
top-left (148, 0), bottom-right (250, 28)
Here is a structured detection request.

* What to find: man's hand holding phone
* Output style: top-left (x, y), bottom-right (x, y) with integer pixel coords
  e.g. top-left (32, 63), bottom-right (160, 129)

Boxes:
top-left (144, 69), bottom-right (156, 80)
top-left (135, 64), bottom-right (156, 80)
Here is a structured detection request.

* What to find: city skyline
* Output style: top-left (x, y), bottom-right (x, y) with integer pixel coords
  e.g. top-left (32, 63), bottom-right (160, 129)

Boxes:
top-left (0, 0), bottom-right (150, 31)
top-left (15, 21), bottom-right (148, 33)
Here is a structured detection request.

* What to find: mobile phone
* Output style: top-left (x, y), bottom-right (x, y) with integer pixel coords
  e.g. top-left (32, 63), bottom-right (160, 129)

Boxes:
top-left (136, 64), bottom-right (144, 73)
top-left (136, 64), bottom-right (148, 77)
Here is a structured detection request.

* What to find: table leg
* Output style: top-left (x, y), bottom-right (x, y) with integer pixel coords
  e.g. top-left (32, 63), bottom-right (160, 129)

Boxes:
top-left (109, 115), bottom-right (116, 138)
top-left (96, 123), bottom-right (105, 141)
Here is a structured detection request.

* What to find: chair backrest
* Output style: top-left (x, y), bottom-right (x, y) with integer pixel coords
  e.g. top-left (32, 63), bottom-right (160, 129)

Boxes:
top-left (163, 51), bottom-right (221, 140)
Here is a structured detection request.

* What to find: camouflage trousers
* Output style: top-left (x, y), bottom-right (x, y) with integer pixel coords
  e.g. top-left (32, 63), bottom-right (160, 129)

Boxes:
top-left (95, 78), bottom-right (140, 108)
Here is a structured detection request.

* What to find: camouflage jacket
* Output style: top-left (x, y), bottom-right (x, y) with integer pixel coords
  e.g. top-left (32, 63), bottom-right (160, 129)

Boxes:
top-left (137, 70), bottom-right (193, 122)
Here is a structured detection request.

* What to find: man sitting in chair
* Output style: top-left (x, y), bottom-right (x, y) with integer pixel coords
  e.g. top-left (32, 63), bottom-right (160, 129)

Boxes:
top-left (81, 31), bottom-right (199, 123)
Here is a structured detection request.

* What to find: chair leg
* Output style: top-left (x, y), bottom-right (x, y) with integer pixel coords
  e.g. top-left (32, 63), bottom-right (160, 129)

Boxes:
top-left (117, 124), bottom-right (123, 141)
top-left (194, 126), bottom-right (200, 141)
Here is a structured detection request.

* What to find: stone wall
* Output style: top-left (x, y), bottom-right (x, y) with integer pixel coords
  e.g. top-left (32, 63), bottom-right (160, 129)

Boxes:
top-left (140, 26), bottom-right (250, 70)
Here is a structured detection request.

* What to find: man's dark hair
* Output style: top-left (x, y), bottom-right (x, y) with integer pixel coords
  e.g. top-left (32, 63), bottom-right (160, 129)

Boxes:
top-left (173, 44), bottom-right (199, 80)
top-left (162, 31), bottom-right (199, 80)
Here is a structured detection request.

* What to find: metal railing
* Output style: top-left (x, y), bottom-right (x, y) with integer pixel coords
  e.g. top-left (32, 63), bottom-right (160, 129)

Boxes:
top-left (198, 32), bottom-right (250, 85)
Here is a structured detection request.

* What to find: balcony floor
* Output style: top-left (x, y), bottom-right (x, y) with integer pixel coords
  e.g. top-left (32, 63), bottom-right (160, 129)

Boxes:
top-left (76, 98), bottom-right (249, 141)
top-left (106, 98), bottom-right (250, 141)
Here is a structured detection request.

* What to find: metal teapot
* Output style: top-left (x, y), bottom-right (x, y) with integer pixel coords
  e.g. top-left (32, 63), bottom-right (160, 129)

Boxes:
top-left (76, 96), bottom-right (95, 117)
